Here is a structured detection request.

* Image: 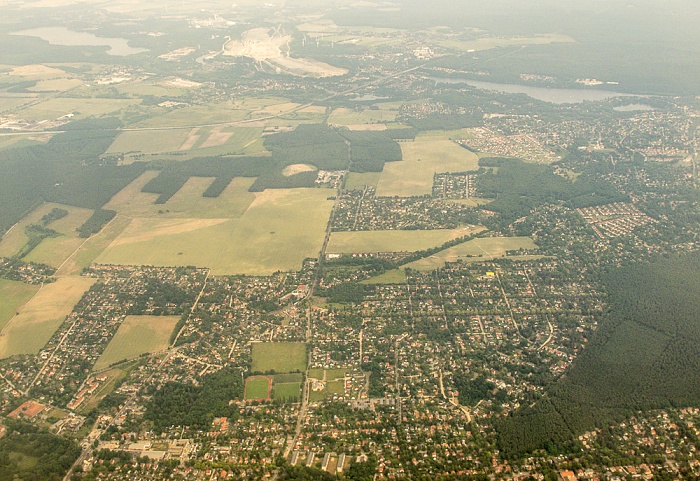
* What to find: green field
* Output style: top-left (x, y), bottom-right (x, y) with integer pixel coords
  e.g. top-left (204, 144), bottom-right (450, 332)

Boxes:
top-left (361, 269), bottom-right (408, 285)
top-left (18, 97), bottom-right (139, 121)
top-left (106, 129), bottom-right (190, 155)
top-left (376, 136), bottom-right (480, 196)
top-left (93, 315), bottom-right (180, 370)
top-left (97, 188), bottom-right (334, 275)
top-left (403, 236), bottom-right (539, 271)
top-left (0, 277), bottom-right (96, 358)
top-left (344, 172), bottom-right (381, 190)
top-left (0, 279), bottom-right (40, 331)
top-left (244, 376), bottom-right (272, 401)
top-left (272, 382), bottom-right (301, 402)
top-left (326, 226), bottom-right (478, 255)
top-left (251, 342), bottom-right (307, 373)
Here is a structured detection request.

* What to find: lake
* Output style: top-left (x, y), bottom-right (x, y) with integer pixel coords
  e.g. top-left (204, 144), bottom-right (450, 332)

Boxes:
top-left (429, 77), bottom-right (635, 104)
top-left (11, 26), bottom-right (148, 56)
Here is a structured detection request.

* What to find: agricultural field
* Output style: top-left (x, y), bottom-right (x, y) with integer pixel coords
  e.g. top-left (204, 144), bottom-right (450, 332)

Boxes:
top-left (344, 172), bottom-right (382, 190)
top-left (17, 97), bottom-right (139, 121)
top-left (56, 215), bottom-right (131, 276)
top-left (27, 78), bottom-right (83, 92)
top-left (106, 129), bottom-right (191, 155)
top-left (133, 103), bottom-right (251, 128)
top-left (403, 236), bottom-right (539, 271)
top-left (376, 136), bottom-right (479, 196)
top-left (326, 226), bottom-right (478, 255)
top-left (0, 279), bottom-right (40, 331)
top-left (0, 202), bottom-right (93, 268)
top-left (251, 342), bottom-right (307, 373)
top-left (97, 188), bottom-right (334, 275)
top-left (244, 376), bottom-right (272, 401)
top-left (438, 33), bottom-right (574, 53)
top-left (0, 276), bottom-right (96, 358)
top-left (93, 315), bottom-right (180, 370)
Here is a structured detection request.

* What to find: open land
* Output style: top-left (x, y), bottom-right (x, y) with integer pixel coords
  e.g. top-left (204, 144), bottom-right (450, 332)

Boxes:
top-left (251, 342), bottom-right (307, 374)
top-left (344, 172), bottom-right (382, 190)
top-left (93, 315), bottom-right (180, 370)
top-left (97, 187), bottom-right (334, 275)
top-left (403, 236), bottom-right (539, 271)
top-left (0, 203), bottom-right (93, 268)
top-left (376, 137), bottom-right (479, 196)
top-left (0, 276), bottom-right (96, 358)
top-left (327, 226), bottom-right (478, 254)
top-left (0, 279), bottom-right (40, 331)
top-left (17, 97), bottom-right (139, 121)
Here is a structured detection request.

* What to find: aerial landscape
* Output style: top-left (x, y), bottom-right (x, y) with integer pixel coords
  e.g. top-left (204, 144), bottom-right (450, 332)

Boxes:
top-left (0, 0), bottom-right (699, 479)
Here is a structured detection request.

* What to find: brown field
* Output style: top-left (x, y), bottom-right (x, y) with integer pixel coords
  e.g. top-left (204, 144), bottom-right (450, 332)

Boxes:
top-left (97, 188), bottom-right (334, 276)
top-left (0, 277), bottom-right (96, 358)
top-left (9, 64), bottom-right (67, 78)
top-left (282, 164), bottom-right (317, 177)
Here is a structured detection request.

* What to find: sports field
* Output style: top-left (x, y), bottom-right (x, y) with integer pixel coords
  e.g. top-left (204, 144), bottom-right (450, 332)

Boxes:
top-left (376, 137), bottom-right (479, 196)
top-left (403, 236), bottom-right (539, 271)
top-left (244, 376), bottom-right (272, 401)
top-left (0, 276), bottom-right (96, 358)
top-left (326, 226), bottom-right (478, 255)
top-left (271, 382), bottom-right (301, 402)
top-left (97, 188), bottom-right (334, 275)
top-left (0, 279), bottom-right (40, 331)
top-left (93, 315), bottom-right (180, 370)
top-left (251, 342), bottom-right (307, 373)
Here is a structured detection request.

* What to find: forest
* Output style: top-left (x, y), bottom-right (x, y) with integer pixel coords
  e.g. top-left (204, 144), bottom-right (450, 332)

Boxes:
top-left (0, 118), bottom-right (146, 235)
top-left (0, 419), bottom-right (81, 481)
top-left (144, 367), bottom-right (244, 433)
top-left (497, 252), bottom-right (700, 459)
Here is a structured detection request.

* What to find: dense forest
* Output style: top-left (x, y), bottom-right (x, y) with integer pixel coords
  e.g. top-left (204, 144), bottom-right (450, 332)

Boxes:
top-left (144, 367), bottom-right (244, 433)
top-left (0, 118), bottom-right (146, 235)
top-left (497, 252), bottom-right (700, 458)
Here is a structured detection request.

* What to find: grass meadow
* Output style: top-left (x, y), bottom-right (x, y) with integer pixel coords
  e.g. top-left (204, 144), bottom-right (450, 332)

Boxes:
top-left (93, 315), bottom-right (180, 370)
top-left (251, 342), bottom-right (307, 373)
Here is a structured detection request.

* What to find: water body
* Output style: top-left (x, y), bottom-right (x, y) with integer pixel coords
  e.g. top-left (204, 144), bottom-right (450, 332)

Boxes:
top-left (613, 103), bottom-right (655, 112)
top-left (430, 77), bottom-right (635, 104)
top-left (11, 26), bottom-right (148, 56)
